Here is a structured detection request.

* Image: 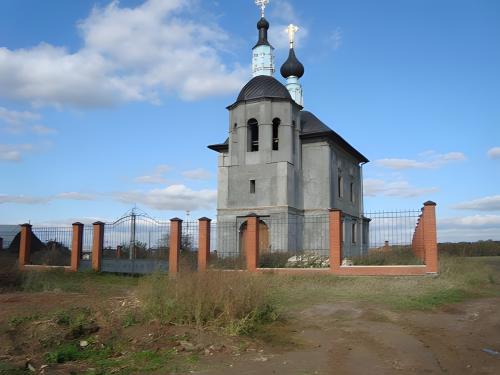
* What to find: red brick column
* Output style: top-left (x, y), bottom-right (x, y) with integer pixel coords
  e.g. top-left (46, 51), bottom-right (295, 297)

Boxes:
top-left (169, 218), bottom-right (182, 275)
top-left (329, 210), bottom-right (342, 273)
top-left (92, 221), bottom-right (104, 272)
top-left (422, 201), bottom-right (438, 274)
top-left (19, 223), bottom-right (32, 271)
top-left (198, 217), bottom-right (211, 272)
top-left (412, 215), bottom-right (425, 261)
top-left (246, 215), bottom-right (259, 272)
top-left (70, 222), bottom-right (84, 272)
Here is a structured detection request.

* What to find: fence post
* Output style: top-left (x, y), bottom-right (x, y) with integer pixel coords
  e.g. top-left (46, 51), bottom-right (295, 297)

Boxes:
top-left (422, 201), bottom-right (438, 274)
top-left (70, 222), bottom-right (84, 272)
top-left (198, 217), bottom-right (211, 272)
top-left (92, 221), bottom-right (104, 272)
top-left (246, 215), bottom-right (259, 272)
top-left (329, 210), bottom-right (342, 273)
top-left (19, 223), bottom-right (32, 271)
top-left (169, 218), bottom-right (182, 276)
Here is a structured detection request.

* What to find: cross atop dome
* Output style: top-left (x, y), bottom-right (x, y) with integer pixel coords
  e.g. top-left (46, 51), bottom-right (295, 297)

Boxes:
top-left (287, 24), bottom-right (299, 49)
top-left (255, 0), bottom-right (270, 18)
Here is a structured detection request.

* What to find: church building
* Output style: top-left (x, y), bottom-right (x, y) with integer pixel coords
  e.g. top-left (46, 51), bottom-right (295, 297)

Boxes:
top-left (209, 3), bottom-right (369, 257)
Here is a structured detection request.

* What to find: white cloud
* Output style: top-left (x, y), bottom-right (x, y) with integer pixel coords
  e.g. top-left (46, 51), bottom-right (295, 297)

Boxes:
top-left (0, 194), bottom-right (50, 205)
top-left (182, 168), bottom-right (212, 180)
top-left (487, 147), bottom-right (500, 159)
top-left (56, 192), bottom-right (96, 201)
top-left (268, 0), bottom-right (308, 50)
top-left (0, 144), bottom-right (34, 161)
top-left (438, 215), bottom-right (500, 242)
top-left (364, 178), bottom-right (438, 198)
top-left (134, 164), bottom-right (170, 184)
top-left (453, 195), bottom-right (500, 211)
top-left (114, 184), bottom-right (216, 211)
top-left (374, 151), bottom-right (466, 170)
top-left (0, 106), bottom-right (40, 126)
top-left (0, 0), bottom-right (246, 108)
top-left (0, 191), bottom-right (96, 204)
top-left (31, 125), bottom-right (57, 135)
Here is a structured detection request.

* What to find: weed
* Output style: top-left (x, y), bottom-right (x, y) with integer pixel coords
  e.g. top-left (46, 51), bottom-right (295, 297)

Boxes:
top-left (8, 314), bottom-right (40, 327)
top-left (139, 271), bottom-right (279, 334)
top-left (122, 311), bottom-right (140, 328)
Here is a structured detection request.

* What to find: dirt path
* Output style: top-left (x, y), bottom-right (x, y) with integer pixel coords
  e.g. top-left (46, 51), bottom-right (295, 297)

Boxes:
top-left (200, 298), bottom-right (500, 375)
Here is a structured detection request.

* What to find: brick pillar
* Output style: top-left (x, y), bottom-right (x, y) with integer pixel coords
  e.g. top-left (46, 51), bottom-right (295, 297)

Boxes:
top-left (329, 210), bottom-right (342, 272)
top-left (19, 223), bottom-right (32, 271)
top-left (422, 201), bottom-right (438, 274)
top-left (70, 222), bottom-right (84, 272)
top-left (0, 237), bottom-right (3, 251)
top-left (92, 221), bottom-right (105, 272)
top-left (116, 246), bottom-right (122, 259)
top-left (198, 217), bottom-right (211, 272)
top-left (412, 216), bottom-right (424, 261)
top-left (245, 215), bottom-right (259, 272)
top-left (169, 218), bottom-right (182, 275)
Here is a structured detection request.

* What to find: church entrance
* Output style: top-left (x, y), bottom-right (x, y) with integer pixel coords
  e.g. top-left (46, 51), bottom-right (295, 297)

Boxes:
top-left (239, 220), bottom-right (269, 256)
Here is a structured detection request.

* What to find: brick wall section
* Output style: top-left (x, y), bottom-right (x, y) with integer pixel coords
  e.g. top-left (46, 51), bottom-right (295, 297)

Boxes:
top-left (329, 209), bottom-right (342, 273)
top-left (423, 201), bottom-right (438, 273)
top-left (18, 223), bottom-right (32, 271)
top-left (246, 215), bottom-right (259, 271)
top-left (70, 222), bottom-right (83, 272)
top-left (92, 222), bottom-right (104, 272)
top-left (412, 214), bottom-right (425, 261)
top-left (169, 218), bottom-right (182, 275)
top-left (198, 217), bottom-right (211, 272)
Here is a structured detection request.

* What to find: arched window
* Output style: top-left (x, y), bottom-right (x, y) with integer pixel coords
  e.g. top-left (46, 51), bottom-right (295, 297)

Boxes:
top-left (338, 174), bottom-right (344, 198)
top-left (272, 118), bottom-right (280, 151)
top-left (248, 118), bottom-right (259, 152)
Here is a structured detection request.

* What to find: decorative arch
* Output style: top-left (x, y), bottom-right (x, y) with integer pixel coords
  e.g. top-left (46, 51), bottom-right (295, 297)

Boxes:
top-left (247, 118), bottom-right (259, 152)
top-left (272, 118), bottom-right (281, 151)
top-left (238, 219), bottom-right (270, 256)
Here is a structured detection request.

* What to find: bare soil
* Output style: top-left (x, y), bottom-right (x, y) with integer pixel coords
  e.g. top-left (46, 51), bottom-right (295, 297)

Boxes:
top-left (1, 290), bottom-right (499, 374)
top-left (200, 298), bottom-right (500, 375)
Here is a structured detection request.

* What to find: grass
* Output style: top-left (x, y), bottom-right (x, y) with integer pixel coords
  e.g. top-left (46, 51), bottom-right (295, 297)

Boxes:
top-left (267, 255), bottom-right (500, 312)
top-left (1, 255), bottom-right (499, 374)
top-left (352, 247), bottom-right (423, 265)
top-left (139, 271), bottom-right (279, 335)
top-left (11, 269), bottom-right (139, 294)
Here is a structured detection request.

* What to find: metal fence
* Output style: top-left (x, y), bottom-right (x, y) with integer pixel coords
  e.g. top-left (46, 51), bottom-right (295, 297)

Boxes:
top-left (103, 215), bottom-right (169, 260)
top-left (0, 225), bottom-right (20, 250)
top-left (31, 226), bottom-right (73, 266)
top-left (210, 221), bottom-right (244, 269)
top-left (364, 210), bottom-right (421, 249)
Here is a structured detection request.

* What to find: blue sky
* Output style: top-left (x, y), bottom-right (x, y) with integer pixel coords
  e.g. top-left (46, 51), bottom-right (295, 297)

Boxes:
top-left (0, 0), bottom-right (499, 242)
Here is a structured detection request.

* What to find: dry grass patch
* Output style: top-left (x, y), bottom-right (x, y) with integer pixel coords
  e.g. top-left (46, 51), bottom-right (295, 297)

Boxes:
top-left (138, 271), bottom-right (278, 335)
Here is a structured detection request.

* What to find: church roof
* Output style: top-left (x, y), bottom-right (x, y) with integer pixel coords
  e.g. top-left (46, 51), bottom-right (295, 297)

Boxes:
top-left (228, 75), bottom-right (293, 109)
top-left (301, 111), bottom-right (369, 163)
top-left (207, 138), bottom-right (228, 153)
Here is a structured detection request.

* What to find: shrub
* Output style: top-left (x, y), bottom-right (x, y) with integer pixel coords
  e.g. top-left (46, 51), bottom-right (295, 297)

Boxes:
top-left (139, 271), bottom-right (278, 335)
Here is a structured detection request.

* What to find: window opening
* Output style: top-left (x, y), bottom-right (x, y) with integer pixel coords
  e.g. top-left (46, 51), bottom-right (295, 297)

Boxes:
top-left (248, 119), bottom-right (259, 152)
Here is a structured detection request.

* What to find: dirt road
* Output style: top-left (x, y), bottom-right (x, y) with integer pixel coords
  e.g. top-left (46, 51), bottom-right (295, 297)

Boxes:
top-left (201, 298), bottom-right (500, 375)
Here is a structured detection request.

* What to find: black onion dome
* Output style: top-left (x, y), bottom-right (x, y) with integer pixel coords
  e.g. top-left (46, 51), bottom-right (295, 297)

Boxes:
top-left (254, 17), bottom-right (272, 48)
top-left (280, 48), bottom-right (304, 78)
top-left (257, 17), bottom-right (269, 30)
top-left (236, 75), bottom-right (292, 102)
